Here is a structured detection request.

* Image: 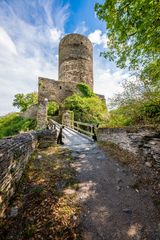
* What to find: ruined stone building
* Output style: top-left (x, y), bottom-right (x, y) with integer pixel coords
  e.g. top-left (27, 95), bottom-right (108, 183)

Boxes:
top-left (36, 33), bottom-right (105, 128)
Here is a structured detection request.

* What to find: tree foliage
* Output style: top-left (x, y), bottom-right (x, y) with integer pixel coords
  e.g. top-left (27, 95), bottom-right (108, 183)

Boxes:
top-left (140, 59), bottom-right (160, 88)
top-left (64, 84), bottom-right (108, 124)
top-left (106, 78), bottom-right (160, 127)
top-left (95, 0), bottom-right (160, 71)
top-left (13, 92), bottom-right (60, 116)
top-left (0, 113), bottom-right (36, 138)
top-left (13, 92), bottom-right (38, 112)
top-left (47, 101), bottom-right (59, 116)
top-left (95, 0), bottom-right (160, 127)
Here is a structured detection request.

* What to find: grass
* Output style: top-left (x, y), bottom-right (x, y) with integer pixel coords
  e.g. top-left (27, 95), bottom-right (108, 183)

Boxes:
top-left (0, 112), bottom-right (36, 138)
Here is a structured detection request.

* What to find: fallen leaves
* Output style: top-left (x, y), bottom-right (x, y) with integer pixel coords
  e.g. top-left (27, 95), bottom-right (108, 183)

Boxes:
top-left (0, 146), bottom-right (81, 240)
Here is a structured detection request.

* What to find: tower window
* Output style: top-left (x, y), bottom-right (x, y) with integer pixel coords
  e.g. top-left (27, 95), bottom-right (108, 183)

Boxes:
top-left (59, 86), bottom-right (62, 89)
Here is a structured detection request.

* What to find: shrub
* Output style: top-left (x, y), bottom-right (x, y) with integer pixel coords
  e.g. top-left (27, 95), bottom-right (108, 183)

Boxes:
top-left (0, 113), bottom-right (36, 138)
top-left (64, 83), bottom-right (108, 124)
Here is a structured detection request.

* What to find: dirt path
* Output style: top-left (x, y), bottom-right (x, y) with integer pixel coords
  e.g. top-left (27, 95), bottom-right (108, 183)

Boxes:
top-left (63, 129), bottom-right (160, 240)
top-left (0, 129), bottom-right (159, 240)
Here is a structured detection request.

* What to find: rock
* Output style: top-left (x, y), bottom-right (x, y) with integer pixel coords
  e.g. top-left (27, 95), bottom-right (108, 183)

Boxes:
top-left (85, 147), bottom-right (90, 151)
top-left (72, 152), bottom-right (79, 158)
top-left (96, 155), bottom-right (104, 160)
top-left (117, 178), bottom-right (122, 183)
top-left (145, 161), bottom-right (152, 167)
top-left (155, 233), bottom-right (160, 240)
top-left (122, 208), bottom-right (132, 214)
top-left (10, 206), bottom-right (18, 217)
top-left (116, 186), bottom-right (121, 191)
top-left (37, 155), bottom-right (42, 160)
top-left (79, 154), bottom-right (86, 159)
top-left (73, 215), bottom-right (77, 221)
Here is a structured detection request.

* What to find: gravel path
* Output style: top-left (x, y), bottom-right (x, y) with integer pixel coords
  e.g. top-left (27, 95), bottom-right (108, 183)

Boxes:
top-left (63, 128), bottom-right (160, 240)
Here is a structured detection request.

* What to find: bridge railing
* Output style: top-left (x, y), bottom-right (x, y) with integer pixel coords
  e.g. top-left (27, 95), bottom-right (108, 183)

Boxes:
top-left (73, 121), bottom-right (95, 137)
top-left (48, 119), bottom-right (61, 129)
top-left (48, 118), bottom-right (97, 138)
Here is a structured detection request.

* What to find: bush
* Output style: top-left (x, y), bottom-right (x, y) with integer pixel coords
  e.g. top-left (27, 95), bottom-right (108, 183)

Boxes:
top-left (77, 83), bottom-right (94, 97)
top-left (105, 94), bottom-right (160, 128)
top-left (64, 83), bottom-right (108, 124)
top-left (47, 101), bottom-right (59, 116)
top-left (0, 113), bottom-right (37, 138)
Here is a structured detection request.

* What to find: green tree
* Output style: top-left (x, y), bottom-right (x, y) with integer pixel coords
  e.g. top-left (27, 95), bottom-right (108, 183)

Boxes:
top-left (13, 92), bottom-right (60, 116)
top-left (107, 77), bottom-right (160, 127)
top-left (95, 0), bottom-right (160, 71)
top-left (13, 92), bottom-right (38, 112)
top-left (140, 59), bottom-right (160, 88)
top-left (95, 0), bottom-right (160, 126)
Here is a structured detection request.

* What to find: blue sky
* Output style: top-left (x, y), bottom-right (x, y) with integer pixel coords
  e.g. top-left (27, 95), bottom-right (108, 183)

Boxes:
top-left (0, 0), bottom-right (128, 115)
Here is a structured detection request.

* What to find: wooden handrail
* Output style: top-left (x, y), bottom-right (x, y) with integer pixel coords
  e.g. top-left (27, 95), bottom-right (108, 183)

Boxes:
top-left (74, 121), bottom-right (97, 137)
top-left (74, 120), bottom-right (95, 127)
top-left (74, 126), bottom-right (94, 136)
top-left (48, 119), bottom-right (96, 138)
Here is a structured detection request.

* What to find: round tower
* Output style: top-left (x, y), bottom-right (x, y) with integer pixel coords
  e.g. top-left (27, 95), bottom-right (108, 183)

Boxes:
top-left (58, 33), bottom-right (93, 89)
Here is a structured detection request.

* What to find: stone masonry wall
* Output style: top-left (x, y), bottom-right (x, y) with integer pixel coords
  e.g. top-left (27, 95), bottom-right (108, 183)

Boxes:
top-left (38, 77), bottom-right (77, 103)
top-left (0, 129), bottom-right (57, 217)
top-left (59, 34), bottom-right (93, 89)
top-left (21, 104), bottom-right (38, 119)
top-left (97, 127), bottom-right (160, 168)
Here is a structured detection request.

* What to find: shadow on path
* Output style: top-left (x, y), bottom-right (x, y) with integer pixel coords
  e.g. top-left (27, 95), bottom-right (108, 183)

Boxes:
top-left (63, 128), bottom-right (160, 240)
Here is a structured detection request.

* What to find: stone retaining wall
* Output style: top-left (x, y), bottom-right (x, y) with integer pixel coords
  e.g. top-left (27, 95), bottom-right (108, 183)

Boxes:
top-left (0, 130), bottom-right (57, 217)
top-left (97, 127), bottom-right (160, 168)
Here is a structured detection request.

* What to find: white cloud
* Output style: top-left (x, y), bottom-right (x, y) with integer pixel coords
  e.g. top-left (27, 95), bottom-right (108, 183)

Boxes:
top-left (93, 46), bottom-right (129, 104)
top-left (0, 27), bottom-right (17, 55)
top-left (50, 28), bottom-right (62, 44)
top-left (94, 68), bottom-right (128, 99)
top-left (74, 21), bottom-right (88, 35)
top-left (88, 29), bottom-right (108, 48)
top-left (0, 0), bottom-right (69, 116)
top-left (42, 0), bottom-right (69, 31)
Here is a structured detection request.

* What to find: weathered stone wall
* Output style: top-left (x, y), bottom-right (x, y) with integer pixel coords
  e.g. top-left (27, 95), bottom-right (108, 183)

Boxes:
top-left (0, 129), bottom-right (57, 217)
top-left (62, 110), bottom-right (74, 128)
top-left (21, 104), bottom-right (38, 119)
top-left (38, 77), bottom-right (77, 103)
top-left (37, 77), bottom-right (78, 128)
top-left (59, 34), bottom-right (93, 89)
top-left (37, 101), bottom-right (48, 129)
top-left (97, 127), bottom-right (160, 168)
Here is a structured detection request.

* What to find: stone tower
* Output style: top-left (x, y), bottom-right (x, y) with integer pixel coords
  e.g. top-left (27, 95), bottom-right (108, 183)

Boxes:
top-left (59, 34), bottom-right (93, 89)
top-left (36, 33), bottom-right (105, 129)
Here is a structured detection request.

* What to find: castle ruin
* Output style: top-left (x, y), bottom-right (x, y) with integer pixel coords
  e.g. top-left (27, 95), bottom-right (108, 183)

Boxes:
top-left (37, 33), bottom-right (105, 128)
